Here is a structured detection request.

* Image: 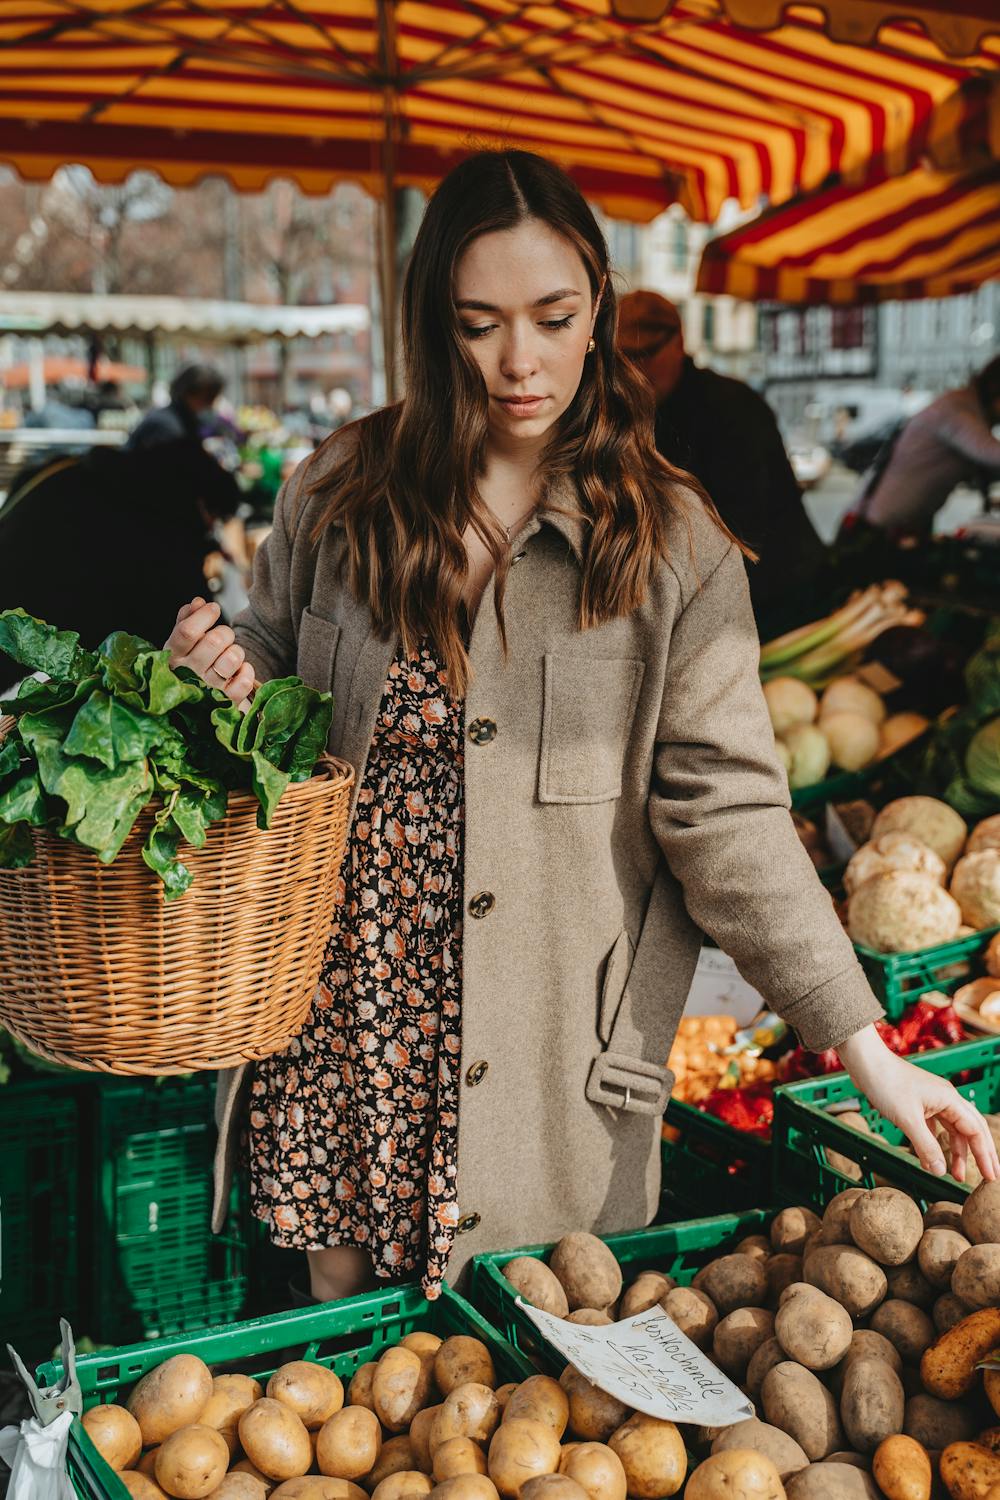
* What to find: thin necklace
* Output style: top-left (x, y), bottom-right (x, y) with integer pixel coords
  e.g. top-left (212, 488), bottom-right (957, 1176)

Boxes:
top-left (491, 500), bottom-right (539, 543)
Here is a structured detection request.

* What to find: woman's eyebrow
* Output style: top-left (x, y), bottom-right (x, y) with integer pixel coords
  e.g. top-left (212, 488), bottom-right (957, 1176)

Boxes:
top-left (455, 287), bottom-right (583, 312)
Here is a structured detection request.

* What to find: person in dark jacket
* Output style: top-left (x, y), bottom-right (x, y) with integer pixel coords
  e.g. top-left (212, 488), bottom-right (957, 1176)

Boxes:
top-left (125, 364), bottom-right (225, 451)
top-left (618, 290), bottom-right (829, 632)
top-left (0, 440), bottom-right (240, 691)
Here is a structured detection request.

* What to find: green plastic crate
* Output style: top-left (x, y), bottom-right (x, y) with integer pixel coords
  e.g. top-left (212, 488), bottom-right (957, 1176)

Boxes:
top-left (660, 1102), bottom-right (772, 1214)
top-left (90, 1075), bottom-right (247, 1344)
top-left (38, 1282), bottom-right (536, 1500)
top-left (0, 1079), bottom-right (81, 1356)
top-left (856, 925), bottom-right (1000, 1021)
top-left (773, 1035), bottom-right (1000, 1211)
top-left (471, 1209), bottom-right (771, 1371)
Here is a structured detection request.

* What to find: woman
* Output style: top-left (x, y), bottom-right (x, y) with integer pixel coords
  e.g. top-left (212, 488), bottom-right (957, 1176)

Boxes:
top-left (167, 151), bottom-right (997, 1305)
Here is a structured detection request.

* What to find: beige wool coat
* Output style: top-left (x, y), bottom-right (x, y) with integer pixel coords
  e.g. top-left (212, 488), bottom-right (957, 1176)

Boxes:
top-left (212, 439), bottom-right (883, 1284)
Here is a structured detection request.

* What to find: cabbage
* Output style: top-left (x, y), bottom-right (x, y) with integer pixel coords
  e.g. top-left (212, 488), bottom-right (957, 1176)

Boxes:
top-left (966, 719), bottom-right (1000, 798)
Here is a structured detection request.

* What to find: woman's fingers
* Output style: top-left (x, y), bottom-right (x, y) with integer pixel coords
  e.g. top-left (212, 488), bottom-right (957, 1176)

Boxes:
top-left (936, 1096), bottom-right (1000, 1182)
top-left (166, 599), bottom-right (221, 660)
top-left (902, 1112), bottom-right (947, 1176)
top-left (225, 662), bottom-right (256, 707)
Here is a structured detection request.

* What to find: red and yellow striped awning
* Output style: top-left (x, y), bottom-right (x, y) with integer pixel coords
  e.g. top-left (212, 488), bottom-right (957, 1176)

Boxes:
top-left (0, 1), bottom-right (996, 222)
top-left (696, 159), bottom-right (1000, 302)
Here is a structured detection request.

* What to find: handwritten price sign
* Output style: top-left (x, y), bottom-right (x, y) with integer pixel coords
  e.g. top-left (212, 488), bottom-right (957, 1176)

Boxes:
top-left (516, 1300), bottom-right (754, 1428)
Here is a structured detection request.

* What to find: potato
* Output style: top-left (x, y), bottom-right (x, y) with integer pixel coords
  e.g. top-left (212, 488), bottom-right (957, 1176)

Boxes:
top-left (771, 1209), bottom-right (822, 1256)
top-left (870, 1435), bottom-right (931, 1500)
top-left (435, 1341), bottom-right (496, 1398)
top-left (685, 1449), bottom-right (785, 1500)
top-left (821, 1454), bottom-right (868, 1469)
top-left (849, 1190), bottom-right (924, 1267)
top-left (128, 1356), bottom-right (214, 1447)
top-left (495, 1387), bottom-right (517, 1412)
top-left (980, 1426), bottom-right (1000, 1454)
top-left (737, 1236), bottom-right (773, 1265)
top-left (487, 1419), bottom-right (562, 1499)
top-left (550, 1236), bottom-right (623, 1315)
top-left (986, 1372), bottom-right (1000, 1423)
top-left (839, 1358), bottom-right (904, 1455)
top-left (885, 1263), bottom-right (935, 1310)
top-left (428, 1480), bottom-right (499, 1500)
top-left (502, 1377), bottom-right (569, 1437)
top-left (410, 1408), bottom-right (441, 1474)
top-left (155, 1426), bottom-right (230, 1500)
top-left (347, 1367), bottom-right (378, 1414)
top-left (367, 1436), bottom-right (422, 1489)
top-left (828, 1331), bottom-right (902, 1403)
top-left (520, 1479), bottom-right (589, 1500)
top-left (820, 1189), bottom-right (867, 1247)
top-left (713, 1308), bottom-right (775, 1380)
top-left (869, 1301), bottom-right (935, 1365)
top-left (607, 1414), bottom-right (685, 1500)
top-left (566, 1311), bottom-right (613, 1328)
top-left (961, 1181), bottom-right (1000, 1246)
top-left (953, 1245), bottom-right (1000, 1310)
top-left (315, 1408), bottom-right (382, 1482)
top-left (934, 1293), bottom-right (971, 1334)
top-left (940, 1441), bottom-right (1000, 1500)
top-left (775, 1286), bottom-right (853, 1372)
top-left (503, 1259), bottom-right (570, 1319)
top-left (238, 1403), bottom-right (313, 1485)
top-left (231, 1461), bottom-right (277, 1496)
top-left (558, 1442), bottom-right (627, 1500)
top-left (767, 1257), bottom-right (803, 1307)
top-left (82, 1405), bottom-right (143, 1472)
top-left (199, 1376), bottom-right (263, 1458)
top-left (205, 1477), bottom-right (268, 1500)
top-left (373, 1348), bottom-right (433, 1433)
top-left (269, 1365), bottom-right (345, 1433)
top-left (761, 1363), bottom-right (843, 1461)
top-left (903, 1395), bottom-right (977, 1451)
top-left (784, 1464), bottom-right (879, 1499)
top-left (805, 1247), bottom-right (887, 1320)
top-left (925, 1201), bottom-right (965, 1231)
top-left (122, 1476), bottom-right (171, 1500)
top-left (431, 1385), bottom-right (502, 1451)
top-left (270, 1485), bottom-right (367, 1500)
top-left (747, 1339), bottom-right (787, 1402)
top-left (711, 1419), bottom-right (808, 1481)
top-left (434, 1441), bottom-right (488, 1484)
top-left (618, 1274), bottom-right (674, 1320)
top-left (559, 1368), bottom-right (630, 1444)
top-left (659, 1287), bottom-right (717, 1349)
top-left (693, 1255), bottom-right (768, 1315)
top-left (403, 1334), bottom-right (443, 1359)
top-left (915, 1228), bottom-right (970, 1292)
top-left (139, 1451), bottom-right (161, 1477)
top-left (370, 1474), bottom-right (432, 1500)
top-left (921, 1308), bottom-right (1000, 1399)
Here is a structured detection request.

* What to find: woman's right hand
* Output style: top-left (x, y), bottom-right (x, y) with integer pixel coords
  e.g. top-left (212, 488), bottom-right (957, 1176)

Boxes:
top-left (165, 597), bottom-right (256, 708)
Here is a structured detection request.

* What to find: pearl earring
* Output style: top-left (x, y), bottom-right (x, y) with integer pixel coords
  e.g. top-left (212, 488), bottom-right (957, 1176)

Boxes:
top-left (587, 337), bottom-right (596, 353)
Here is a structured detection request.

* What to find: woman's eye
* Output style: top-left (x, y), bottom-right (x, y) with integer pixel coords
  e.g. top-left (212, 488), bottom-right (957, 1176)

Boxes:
top-left (542, 316), bottom-right (574, 331)
top-left (462, 324), bottom-right (496, 340)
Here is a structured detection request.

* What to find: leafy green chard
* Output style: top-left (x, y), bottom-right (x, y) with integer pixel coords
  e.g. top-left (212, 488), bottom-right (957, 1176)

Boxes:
top-left (0, 609), bottom-right (333, 898)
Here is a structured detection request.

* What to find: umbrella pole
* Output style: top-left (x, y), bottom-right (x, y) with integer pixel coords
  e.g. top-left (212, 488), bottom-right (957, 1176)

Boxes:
top-left (380, 112), bottom-right (398, 406)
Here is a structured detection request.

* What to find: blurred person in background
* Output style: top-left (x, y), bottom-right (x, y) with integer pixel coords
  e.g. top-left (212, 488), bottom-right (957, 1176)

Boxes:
top-left (848, 355), bottom-right (1000, 534)
top-left (0, 440), bottom-right (240, 692)
top-left (618, 290), bottom-right (829, 635)
top-left (126, 363), bottom-right (225, 450)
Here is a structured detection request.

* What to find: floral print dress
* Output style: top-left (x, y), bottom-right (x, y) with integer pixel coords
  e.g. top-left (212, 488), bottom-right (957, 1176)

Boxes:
top-left (247, 640), bottom-right (465, 1297)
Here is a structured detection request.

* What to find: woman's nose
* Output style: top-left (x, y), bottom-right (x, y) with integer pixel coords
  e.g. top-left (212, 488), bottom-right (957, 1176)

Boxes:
top-left (499, 327), bottom-right (540, 381)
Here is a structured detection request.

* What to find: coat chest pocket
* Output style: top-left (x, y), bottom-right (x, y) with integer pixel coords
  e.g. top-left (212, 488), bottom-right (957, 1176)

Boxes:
top-left (298, 608), bottom-right (342, 693)
top-left (538, 653), bottom-right (645, 804)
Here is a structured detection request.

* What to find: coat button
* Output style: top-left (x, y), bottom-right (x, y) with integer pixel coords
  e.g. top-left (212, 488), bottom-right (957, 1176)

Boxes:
top-left (465, 1059), bottom-right (489, 1086)
top-left (469, 891), bottom-right (495, 919)
top-left (456, 1212), bottom-right (481, 1235)
top-left (468, 717), bottom-right (498, 745)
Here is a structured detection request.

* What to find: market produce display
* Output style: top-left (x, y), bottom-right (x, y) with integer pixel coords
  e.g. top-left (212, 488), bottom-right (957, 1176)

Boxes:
top-left (763, 674), bottom-right (926, 790)
top-left (0, 609), bottom-right (332, 897)
top-left (496, 1191), bottom-right (1000, 1499)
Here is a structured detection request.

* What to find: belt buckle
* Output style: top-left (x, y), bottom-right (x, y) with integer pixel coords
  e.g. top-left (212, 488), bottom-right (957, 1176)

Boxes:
top-left (586, 1051), bottom-right (673, 1116)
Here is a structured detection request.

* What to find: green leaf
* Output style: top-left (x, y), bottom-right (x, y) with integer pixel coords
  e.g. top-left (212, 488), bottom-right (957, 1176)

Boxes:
top-left (286, 697), bottom-right (333, 782)
top-left (0, 609), bottom-right (98, 681)
top-left (171, 782), bottom-right (227, 848)
top-left (135, 651), bottom-right (204, 716)
top-left (0, 821), bottom-right (34, 868)
top-left (73, 763), bottom-right (153, 864)
top-left (250, 751), bottom-right (290, 828)
top-left (98, 631), bottom-right (147, 696)
top-left (0, 737), bottom-right (19, 778)
top-left (64, 691), bottom-right (164, 770)
top-left (141, 806), bottom-right (194, 900)
top-left (13, 676), bottom-right (86, 715)
top-left (0, 769), bottom-right (47, 826)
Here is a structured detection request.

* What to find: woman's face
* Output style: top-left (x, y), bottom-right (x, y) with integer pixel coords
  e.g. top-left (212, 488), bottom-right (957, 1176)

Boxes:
top-left (454, 218), bottom-right (600, 448)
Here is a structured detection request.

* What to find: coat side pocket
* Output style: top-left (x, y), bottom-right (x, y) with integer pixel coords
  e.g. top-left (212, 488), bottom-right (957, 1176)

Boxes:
top-left (598, 927), bottom-right (635, 1045)
top-left (298, 608), bottom-right (342, 694)
top-left (538, 653), bottom-right (645, 804)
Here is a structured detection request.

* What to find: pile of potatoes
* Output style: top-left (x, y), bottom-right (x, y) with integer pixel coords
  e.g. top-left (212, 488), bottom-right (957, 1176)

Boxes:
top-left (501, 1190), bottom-right (1000, 1499)
top-left (80, 1323), bottom-right (688, 1500)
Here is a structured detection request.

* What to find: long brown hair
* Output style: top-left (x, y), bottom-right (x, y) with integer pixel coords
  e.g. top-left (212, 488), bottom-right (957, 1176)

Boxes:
top-left (310, 149), bottom-right (745, 697)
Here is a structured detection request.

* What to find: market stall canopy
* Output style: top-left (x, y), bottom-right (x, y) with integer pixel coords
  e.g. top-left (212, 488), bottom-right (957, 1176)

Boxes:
top-left (0, 355), bottom-right (146, 388)
top-left (0, 292), bottom-right (370, 343)
top-left (0, 1), bottom-right (997, 224)
top-left (696, 70), bottom-right (1000, 302)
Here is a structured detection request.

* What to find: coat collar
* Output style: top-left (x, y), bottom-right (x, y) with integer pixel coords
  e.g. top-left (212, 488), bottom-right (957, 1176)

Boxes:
top-left (532, 473), bottom-right (588, 564)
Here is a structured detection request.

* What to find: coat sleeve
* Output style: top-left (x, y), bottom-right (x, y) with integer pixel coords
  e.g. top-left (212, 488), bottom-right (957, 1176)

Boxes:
top-left (647, 539), bottom-right (883, 1051)
top-left (937, 399), bottom-right (1000, 472)
top-left (232, 472), bottom-right (300, 684)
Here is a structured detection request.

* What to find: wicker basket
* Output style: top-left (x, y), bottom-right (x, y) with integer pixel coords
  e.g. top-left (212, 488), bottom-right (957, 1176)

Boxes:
top-left (0, 726), bottom-right (355, 1074)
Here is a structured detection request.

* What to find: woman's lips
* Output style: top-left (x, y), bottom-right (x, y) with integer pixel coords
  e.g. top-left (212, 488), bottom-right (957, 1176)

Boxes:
top-left (496, 395), bottom-right (547, 417)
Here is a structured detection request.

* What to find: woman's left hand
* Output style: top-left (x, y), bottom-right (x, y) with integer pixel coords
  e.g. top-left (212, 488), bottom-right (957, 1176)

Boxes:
top-left (838, 1024), bottom-right (1000, 1184)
